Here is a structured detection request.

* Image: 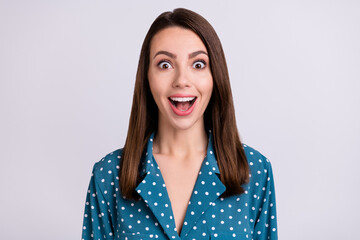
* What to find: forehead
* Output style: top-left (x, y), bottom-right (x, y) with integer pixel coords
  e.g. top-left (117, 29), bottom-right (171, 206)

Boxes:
top-left (149, 26), bottom-right (207, 55)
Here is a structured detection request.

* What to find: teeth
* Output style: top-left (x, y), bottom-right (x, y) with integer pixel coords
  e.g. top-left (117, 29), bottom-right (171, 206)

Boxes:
top-left (170, 97), bottom-right (195, 102)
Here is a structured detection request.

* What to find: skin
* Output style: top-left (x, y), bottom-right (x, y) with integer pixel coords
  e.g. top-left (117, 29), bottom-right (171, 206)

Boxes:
top-left (147, 26), bottom-right (214, 234)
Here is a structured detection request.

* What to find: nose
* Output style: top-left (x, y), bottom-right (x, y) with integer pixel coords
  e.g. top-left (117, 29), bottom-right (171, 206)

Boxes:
top-left (172, 66), bottom-right (191, 88)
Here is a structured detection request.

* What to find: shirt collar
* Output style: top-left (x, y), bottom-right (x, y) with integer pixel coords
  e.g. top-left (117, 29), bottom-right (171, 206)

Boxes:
top-left (139, 129), bottom-right (220, 177)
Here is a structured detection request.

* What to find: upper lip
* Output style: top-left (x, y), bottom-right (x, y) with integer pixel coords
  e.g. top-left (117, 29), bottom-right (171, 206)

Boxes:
top-left (168, 94), bottom-right (196, 98)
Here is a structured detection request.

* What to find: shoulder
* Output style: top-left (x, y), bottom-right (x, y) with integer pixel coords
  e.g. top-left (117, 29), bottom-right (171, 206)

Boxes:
top-left (92, 148), bottom-right (123, 181)
top-left (242, 143), bottom-right (273, 178)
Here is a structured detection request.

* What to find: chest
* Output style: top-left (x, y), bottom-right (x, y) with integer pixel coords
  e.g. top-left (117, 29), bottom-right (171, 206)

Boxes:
top-left (153, 154), bottom-right (204, 234)
top-left (116, 192), bottom-right (253, 239)
top-left (119, 152), bottom-right (256, 239)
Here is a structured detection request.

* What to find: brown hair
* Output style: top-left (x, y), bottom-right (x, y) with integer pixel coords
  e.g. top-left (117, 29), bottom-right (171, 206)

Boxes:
top-left (120, 8), bottom-right (249, 200)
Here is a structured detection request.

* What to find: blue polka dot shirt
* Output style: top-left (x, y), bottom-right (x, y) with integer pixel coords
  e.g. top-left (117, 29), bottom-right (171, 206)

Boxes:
top-left (82, 130), bottom-right (278, 240)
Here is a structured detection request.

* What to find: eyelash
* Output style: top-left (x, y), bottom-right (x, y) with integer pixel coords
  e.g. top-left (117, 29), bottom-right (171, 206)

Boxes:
top-left (157, 59), bottom-right (173, 69)
top-left (193, 59), bottom-right (206, 69)
top-left (156, 59), bottom-right (207, 69)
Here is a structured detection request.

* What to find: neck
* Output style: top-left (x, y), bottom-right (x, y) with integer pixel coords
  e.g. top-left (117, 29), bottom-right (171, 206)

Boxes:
top-left (153, 120), bottom-right (208, 160)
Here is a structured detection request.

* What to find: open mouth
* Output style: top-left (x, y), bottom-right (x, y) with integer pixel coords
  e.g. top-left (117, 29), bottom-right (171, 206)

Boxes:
top-left (168, 97), bottom-right (197, 112)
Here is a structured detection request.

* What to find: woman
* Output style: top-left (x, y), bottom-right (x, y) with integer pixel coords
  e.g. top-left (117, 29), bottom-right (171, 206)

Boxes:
top-left (82, 8), bottom-right (277, 240)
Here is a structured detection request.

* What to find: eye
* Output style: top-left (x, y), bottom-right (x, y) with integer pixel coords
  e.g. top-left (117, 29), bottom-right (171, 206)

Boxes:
top-left (192, 60), bottom-right (206, 69)
top-left (158, 61), bottom-right (173, 69)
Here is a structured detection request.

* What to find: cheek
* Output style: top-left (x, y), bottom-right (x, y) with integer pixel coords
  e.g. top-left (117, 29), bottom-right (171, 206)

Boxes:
top-left (148, 70), bottom-right (159, 97)
top-left (207, 78), bottom-right (214, 95)
top-left (148, 78), bottom-right (166, 107)
top-left (148, 68), bottom-right (172, 101)
top-left (198, 75), bottom-right (213, 97)
top-left (148, 81), bottom-right (160, 103)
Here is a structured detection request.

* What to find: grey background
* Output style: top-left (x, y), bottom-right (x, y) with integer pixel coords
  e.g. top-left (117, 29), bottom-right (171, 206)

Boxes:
top-left (0, 0), bottom-right (359, 239)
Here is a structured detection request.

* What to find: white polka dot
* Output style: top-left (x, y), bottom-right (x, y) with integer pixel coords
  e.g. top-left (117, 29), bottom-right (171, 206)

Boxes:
top-left (82, 138), bottom-right (276, 239)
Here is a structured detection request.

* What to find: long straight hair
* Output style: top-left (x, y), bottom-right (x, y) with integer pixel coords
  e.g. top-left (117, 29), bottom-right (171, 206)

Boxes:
top-left (120, 8), bottom-right (249, 200)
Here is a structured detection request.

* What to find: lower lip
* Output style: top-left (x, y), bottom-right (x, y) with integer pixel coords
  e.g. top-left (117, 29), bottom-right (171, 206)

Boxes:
top-left (168, 98), bottom-right (197, 116)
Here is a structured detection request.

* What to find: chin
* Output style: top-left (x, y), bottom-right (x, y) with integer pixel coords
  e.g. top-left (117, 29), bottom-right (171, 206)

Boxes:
top-left (168, 118), bottom-right (202, 131)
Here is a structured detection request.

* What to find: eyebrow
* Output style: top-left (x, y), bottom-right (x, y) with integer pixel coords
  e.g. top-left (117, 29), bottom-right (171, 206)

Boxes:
top-left (189, 50), bottom-right (208, 59)
top-left (153, 50), bottom-right (208, 59)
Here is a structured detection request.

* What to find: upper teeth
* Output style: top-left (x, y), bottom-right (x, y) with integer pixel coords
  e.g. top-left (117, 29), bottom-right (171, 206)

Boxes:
top-left (170, 97), bottom-right (195, 102)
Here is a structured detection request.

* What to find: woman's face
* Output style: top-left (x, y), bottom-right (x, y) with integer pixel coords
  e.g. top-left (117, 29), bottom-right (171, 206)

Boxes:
top-left (148, 26), bottom-right (213, 131)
